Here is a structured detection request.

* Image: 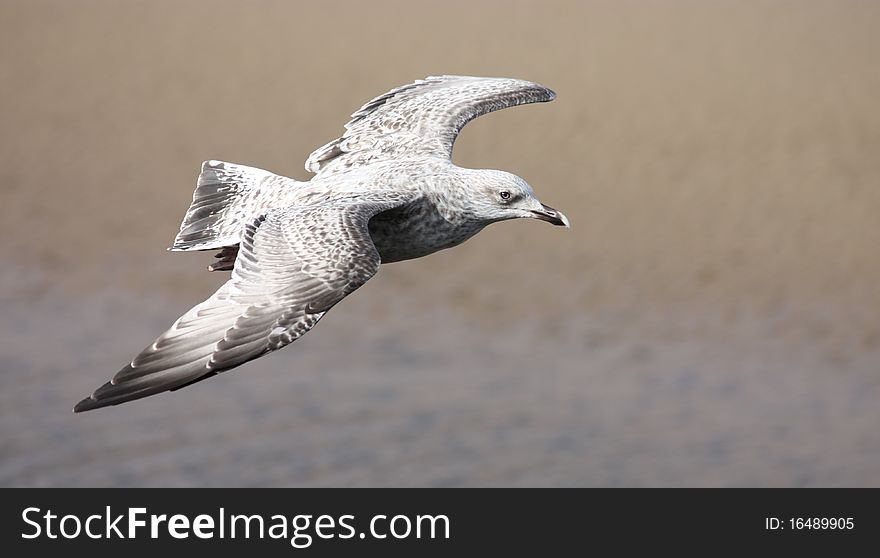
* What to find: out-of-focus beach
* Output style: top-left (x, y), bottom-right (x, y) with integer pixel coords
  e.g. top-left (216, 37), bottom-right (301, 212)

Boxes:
top-left (1, 0), bottom-right (879, 486)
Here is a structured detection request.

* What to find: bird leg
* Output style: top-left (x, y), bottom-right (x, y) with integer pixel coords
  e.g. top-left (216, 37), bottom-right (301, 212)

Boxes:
top-left (207, 245), bottom-right (239, 272)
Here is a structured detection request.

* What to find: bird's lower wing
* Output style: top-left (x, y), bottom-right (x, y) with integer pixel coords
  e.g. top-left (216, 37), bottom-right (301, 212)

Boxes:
top-left (74, 190), bottom-right (416, 412)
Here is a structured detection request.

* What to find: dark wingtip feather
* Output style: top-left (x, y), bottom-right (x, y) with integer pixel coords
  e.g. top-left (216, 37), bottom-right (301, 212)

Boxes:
top-left (73, 394), bottom-right (101, 413)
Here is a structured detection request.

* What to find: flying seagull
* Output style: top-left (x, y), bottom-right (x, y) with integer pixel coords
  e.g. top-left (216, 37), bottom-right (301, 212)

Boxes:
top-left (74, 75), bottom-right (568, 413)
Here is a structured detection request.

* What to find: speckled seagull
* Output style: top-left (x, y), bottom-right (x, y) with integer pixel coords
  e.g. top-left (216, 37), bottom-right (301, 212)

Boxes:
top-left (74, 75), bottom-right (568, 412)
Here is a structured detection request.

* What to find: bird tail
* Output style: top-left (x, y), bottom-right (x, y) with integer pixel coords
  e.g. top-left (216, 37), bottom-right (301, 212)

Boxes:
top-left (169, 160), bottom-right (295, 251)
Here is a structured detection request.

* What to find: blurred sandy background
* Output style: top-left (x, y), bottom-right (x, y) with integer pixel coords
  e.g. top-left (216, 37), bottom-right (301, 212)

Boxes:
top-left (1, 0), bottom-right (878, 486)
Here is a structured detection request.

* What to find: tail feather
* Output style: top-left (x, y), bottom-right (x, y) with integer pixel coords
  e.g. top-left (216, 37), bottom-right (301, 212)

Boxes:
top-left (169, 160), bottom-right (296, 252)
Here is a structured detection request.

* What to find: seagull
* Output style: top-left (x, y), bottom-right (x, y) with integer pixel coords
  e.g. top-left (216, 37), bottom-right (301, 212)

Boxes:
top-left (74, 75), bottom-right (568, 413)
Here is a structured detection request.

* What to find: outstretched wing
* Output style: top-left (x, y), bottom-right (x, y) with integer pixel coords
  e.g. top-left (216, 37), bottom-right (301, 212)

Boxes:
top-left (306, 75), bottom-right (556, 174)
top-left (74, 190), bottom-right (416, 412)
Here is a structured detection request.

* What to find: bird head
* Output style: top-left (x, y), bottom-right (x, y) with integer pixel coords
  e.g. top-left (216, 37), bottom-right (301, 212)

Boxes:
top-left (472, 170), bottom-right (569, 228)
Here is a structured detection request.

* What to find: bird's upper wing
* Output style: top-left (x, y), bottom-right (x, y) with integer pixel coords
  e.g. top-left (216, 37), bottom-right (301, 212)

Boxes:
top-left (305, 75), bottom-right (556, 174)
top-left (74, 190), bottom-right (417, 412)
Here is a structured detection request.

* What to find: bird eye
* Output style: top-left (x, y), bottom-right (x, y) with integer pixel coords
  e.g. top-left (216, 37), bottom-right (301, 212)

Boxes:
top-left (499, 190), bottom-right (511, 201)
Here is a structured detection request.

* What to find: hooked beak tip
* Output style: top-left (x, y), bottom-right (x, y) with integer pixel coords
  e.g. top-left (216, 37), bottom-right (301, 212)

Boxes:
top-left (558, 212), bottom-right (571, 228)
